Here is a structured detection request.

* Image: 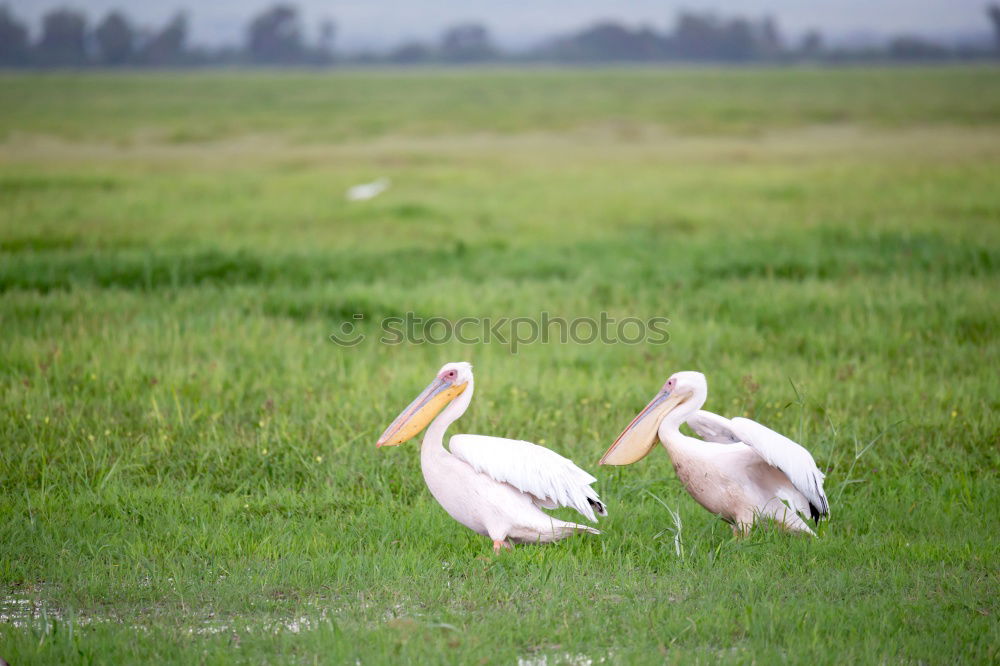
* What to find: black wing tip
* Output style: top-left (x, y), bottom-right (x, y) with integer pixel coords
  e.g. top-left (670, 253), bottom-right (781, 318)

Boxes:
top-left (809, 500), bottom-right (830, 525)
top-left (809, 476), bottom-right (829, 525)
top-left (588, 497), bottom-right (608, 516)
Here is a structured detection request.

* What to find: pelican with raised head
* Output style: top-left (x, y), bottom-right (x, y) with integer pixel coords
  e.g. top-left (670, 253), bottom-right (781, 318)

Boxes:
top-left (377, 362), bottom-right (606, 553)
top-left (600, 371), bottom-right (829, 535)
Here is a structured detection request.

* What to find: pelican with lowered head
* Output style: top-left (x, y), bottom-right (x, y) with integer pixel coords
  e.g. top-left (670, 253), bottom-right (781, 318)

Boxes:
top-left (377, 362), bottom-right (606, 553)
top-left (600, 371), bottom-right (829, 535)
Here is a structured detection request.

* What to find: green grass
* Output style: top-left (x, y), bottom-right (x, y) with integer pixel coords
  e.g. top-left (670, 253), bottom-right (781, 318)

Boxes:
top-left (1, 67), bottom-right (998, 664)
top-left (3, 66), bottom-right (1000, 142)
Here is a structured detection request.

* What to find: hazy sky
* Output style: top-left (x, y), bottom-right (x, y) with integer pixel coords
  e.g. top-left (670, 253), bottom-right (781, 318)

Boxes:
top-left (7, 1), bottom-right (995, 50)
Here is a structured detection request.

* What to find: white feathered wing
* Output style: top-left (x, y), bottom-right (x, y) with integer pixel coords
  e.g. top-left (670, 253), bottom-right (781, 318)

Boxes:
top-left (448, 434), bottom-right (607, 522)
top-left (687, 410), bottom-right (829, 521)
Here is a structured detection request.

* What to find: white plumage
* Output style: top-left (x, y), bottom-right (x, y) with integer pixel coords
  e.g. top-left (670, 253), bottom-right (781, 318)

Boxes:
top-left (377, 362), bottom-right (605, 552)
top-left (690, 413), bottom-right (830, 519)
top-left (684, 410), bottom-right (742, 444)
top-left (450, 435), bottom-right (606, 522)
top-left (601, 371), bottom-right (829, 535)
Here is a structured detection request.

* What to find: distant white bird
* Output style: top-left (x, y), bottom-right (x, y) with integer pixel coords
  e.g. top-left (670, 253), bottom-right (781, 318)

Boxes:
top-left (377, 362), bottom-right (605, 553)
top-left (346, 177), bottom-right (390, 202)
top-left (600, 371), bottom-right (829, 535)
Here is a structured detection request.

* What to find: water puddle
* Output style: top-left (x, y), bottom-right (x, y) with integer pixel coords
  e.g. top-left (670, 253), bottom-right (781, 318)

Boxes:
top-left (0, 589), bottom-right (334, 637)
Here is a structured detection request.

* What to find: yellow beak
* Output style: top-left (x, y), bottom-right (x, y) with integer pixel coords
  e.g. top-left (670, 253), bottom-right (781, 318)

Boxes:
top-left (376, 376), bottom-right (468, 447)
top-left (599, 390), bottom-right (683, 465)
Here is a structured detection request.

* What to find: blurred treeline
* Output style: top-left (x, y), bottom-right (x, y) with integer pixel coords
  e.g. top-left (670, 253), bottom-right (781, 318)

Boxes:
top-left (2, 2), bottom-right (999, 68)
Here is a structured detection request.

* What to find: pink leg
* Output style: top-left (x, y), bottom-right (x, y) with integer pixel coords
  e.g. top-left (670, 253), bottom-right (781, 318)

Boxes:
top-left (492, 539), bottom-right (513, 553)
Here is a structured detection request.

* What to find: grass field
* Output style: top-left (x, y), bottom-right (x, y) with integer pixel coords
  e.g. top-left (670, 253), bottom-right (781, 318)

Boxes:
top-left (1, 66), bottom-right (998, 664)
